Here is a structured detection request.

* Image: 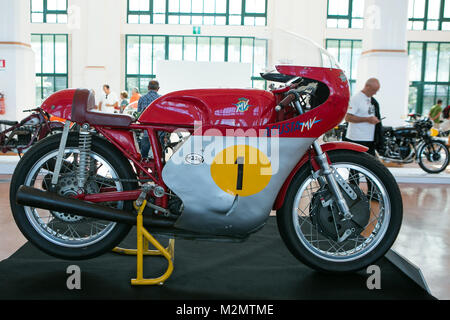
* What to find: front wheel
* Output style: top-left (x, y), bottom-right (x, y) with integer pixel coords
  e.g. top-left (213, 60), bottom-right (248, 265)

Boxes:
top-left (277, 150), bottom-right (403, 273)
top-left (417, 140), bottom-right (449, 174)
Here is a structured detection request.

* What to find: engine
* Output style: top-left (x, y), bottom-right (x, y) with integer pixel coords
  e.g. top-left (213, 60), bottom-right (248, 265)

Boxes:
top-left (380, 133), bottom-right (415, 162)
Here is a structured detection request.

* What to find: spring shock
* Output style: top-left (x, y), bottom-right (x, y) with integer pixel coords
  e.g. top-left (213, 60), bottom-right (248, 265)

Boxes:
top-left (78, 123), bottom-right (92, 190)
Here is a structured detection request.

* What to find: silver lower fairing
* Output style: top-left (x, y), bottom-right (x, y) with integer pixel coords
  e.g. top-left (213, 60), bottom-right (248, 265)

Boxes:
top-left (162, 135), bottom-right (315, 237)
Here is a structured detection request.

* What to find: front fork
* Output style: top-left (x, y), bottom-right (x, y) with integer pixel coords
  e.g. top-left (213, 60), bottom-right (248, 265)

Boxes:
top-left (312, 141), bottom-right (353, 220)
top-left (292, 100), bottom-right (353, 221)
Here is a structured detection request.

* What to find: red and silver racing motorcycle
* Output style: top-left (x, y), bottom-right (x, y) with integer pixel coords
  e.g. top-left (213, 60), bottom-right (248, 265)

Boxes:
top-left (10, 62), bottom-right (402, 273)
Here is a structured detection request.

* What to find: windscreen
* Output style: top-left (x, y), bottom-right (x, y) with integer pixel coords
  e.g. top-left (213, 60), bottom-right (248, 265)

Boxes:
top-left (269, 31), bottom-right (341, 71)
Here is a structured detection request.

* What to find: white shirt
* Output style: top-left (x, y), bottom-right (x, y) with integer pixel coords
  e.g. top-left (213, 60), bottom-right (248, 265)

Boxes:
top-left (99, 91), bottom-right (119, 114)
top-left (346, 91), bottom-right (376, 142)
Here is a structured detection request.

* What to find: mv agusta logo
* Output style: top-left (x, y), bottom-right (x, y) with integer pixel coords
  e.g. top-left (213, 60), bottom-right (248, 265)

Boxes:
top-left (234, 98), bottom-right (252, 112)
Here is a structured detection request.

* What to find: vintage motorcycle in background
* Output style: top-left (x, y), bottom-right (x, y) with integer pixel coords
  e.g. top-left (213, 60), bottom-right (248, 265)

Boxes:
top-left (376, 118), bottom-right (449, 174)
top-left (322, 122), bottom-right (348, 142)
top-left (326, 116), bottom-right (449, 174)
top-left (0, 108), bottom-right (65, 154)
top-left (10, 47), bottom-right (403, 274)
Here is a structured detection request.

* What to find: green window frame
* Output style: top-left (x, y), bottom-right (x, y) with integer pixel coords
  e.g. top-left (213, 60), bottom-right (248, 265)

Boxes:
top-left (408, 41), bottom-right (450, 115)
top-left (327, 0), bottom-right (365, 29)
top-left (30, 0), bottom-right (68, 23)
top-left (325, 39), bottom-right (362, 93)
top-left (31, 34), bottom-right (69, 104)
top-left (125, 35), bottom-right (268, 94)
top-left (127, 0), bottom-right (268, 26)
top-left (408, 0), bottom-right (450, 31)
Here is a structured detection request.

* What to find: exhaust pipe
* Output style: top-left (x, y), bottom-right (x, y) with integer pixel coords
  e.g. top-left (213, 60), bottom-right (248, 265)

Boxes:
top-left (16, 186), bottom-right (175, 228)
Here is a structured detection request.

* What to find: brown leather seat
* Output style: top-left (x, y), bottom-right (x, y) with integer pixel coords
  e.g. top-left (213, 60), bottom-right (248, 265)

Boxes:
top-left (71, 89), bottom-right (133, 127)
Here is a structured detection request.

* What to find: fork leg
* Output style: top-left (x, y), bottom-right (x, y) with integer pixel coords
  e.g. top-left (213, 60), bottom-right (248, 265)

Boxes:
top-left (312, 141), bottom-right (352, 220)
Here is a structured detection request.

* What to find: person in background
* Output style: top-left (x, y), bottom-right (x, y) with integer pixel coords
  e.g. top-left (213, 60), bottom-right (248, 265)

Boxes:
top-left (429, 99), bottom-right (443, 128)
top-left (129, 87), bottom-right (141, 105)
top-left (441, 105), bottom-right (450, 147)
top-left (343, 78), bottom-right (381, 157)
top-left (138, 80), bottom-right (162, 158)
top-left (98, 84), bottom-right (119, 113)
top-left (119, 91), bottom-right (129, 114)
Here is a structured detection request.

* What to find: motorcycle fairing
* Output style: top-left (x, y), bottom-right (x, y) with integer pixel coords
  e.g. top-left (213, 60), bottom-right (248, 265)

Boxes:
top-left (162, 135), bottom-right (314, 237)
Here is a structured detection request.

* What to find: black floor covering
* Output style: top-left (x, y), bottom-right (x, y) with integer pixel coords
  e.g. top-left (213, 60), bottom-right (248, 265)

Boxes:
top-left (0, 218), bottom-right (435, 300)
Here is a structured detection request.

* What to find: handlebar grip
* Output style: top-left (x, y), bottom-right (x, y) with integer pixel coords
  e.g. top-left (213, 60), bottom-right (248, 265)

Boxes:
top-left (277, 93), bottom-right (296, 111)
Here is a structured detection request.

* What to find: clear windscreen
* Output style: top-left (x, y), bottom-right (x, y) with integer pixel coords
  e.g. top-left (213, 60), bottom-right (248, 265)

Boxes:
top-left (267, 32), bottom-right (341, 72)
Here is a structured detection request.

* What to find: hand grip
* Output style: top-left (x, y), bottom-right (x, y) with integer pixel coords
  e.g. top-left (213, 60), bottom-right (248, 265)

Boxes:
top-left (276, 88), bottom-right (302, 112)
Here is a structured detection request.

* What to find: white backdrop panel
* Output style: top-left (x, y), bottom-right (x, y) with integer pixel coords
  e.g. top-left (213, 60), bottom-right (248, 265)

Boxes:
top-left (155, 61), bottom-right (252, 95)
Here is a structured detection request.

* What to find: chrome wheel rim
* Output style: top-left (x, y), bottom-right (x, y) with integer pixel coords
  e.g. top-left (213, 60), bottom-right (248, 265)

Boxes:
top-left (419, 142), bottom-right (449, 172)
top-left (292, 163), bottom-right (391, 262)
top-left (23, 148), bottom-right (123, 248)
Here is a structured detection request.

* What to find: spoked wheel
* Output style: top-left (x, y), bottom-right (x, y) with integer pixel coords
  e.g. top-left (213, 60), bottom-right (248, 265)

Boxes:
top-left (9, 133), bottom-right (137, 260)
top-left (277, 150), bottom-right (403, 273)
top-left (418, 141), bottom-right (449, 174)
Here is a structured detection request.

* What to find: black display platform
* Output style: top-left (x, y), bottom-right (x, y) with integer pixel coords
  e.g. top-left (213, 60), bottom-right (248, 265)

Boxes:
top-left (0, 218), bottom-right (435, 300)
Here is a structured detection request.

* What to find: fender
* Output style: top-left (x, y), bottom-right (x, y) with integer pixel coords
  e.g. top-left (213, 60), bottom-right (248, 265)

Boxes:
top-left (272, 142), bottom-right (369, 210)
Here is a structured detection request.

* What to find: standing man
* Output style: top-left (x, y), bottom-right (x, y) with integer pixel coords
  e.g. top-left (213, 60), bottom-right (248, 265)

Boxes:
top-left (344, 78), bottom-right (382, 157)
top-left (98, 84), bottom-right (119, 113)
top-left (138, 80), bottom-right (161, 158)
top-left (428, 99), bottom-right (443, 128)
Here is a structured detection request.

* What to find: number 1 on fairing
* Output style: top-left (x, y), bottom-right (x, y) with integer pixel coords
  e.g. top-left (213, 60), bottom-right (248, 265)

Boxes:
top-left (235, 157), bottom-right (244, 191)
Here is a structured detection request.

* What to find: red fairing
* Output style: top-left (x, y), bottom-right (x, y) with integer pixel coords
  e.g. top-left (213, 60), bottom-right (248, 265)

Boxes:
top-left (272, 142), bottom-right (369, 210)
top-left (138, 89), bottom-right (277, 127)
top-left (41, 89), bottom-right (76, 120)
top-left (170, 66), bottom-right (349, 138)
top-left (266, 66), bottom-right (350, 138)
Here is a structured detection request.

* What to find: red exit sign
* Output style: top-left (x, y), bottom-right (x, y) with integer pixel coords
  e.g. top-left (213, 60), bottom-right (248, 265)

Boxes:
top-left (0, 59), bottom-right (5, 70)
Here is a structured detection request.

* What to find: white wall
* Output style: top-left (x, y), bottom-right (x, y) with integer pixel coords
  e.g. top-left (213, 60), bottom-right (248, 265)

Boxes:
top-left (2, 0), bottom-right (448, 122)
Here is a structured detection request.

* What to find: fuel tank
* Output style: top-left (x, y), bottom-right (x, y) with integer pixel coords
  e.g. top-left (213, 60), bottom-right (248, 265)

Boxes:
top-left (138, 89), bottom-right (277, 127)
top-left (394, 126), bottom-right (418, 139)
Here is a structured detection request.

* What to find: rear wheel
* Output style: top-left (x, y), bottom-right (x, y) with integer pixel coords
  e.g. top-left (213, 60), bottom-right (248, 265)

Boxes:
top-left (9, 133), bottom-right (137, 260)
top-left (277, 150), bottom-right (403, 273)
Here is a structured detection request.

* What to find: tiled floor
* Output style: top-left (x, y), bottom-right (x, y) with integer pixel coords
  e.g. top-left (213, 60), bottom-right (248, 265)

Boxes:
top-left (0, 177), bottom-right (449, 299)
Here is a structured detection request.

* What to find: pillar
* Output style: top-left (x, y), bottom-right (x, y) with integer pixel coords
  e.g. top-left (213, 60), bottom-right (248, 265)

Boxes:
top-left (0, 0), bottom-right (35, 121)
top-left (356, 0), bottom-right (410, 126)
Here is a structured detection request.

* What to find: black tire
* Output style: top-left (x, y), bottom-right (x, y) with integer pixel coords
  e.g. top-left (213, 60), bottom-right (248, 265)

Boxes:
top-left (9, 132), bottom-right (137, 260)
top-left (277, 150), bottom-right (403, 273)
top-left (418, 140), bottom-right (449, 174)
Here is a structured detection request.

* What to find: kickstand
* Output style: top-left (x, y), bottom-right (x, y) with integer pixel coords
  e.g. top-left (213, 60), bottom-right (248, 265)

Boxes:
top-left (112, 200), bottom-right (175, 285)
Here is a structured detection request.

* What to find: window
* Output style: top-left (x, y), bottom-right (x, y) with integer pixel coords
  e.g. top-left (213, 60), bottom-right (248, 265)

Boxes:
top-left (31, 0), bottom-right (68, 23)
top-left (125, 35), bottom-right (267, 93)
top-left (127, 0), bottom-right (267, 26)
top-left (326, 39), bottom-right (362, 93)
top-left (408, 42), bottom-right (450, 115)
top-left (31, 34), bottom-right (69, 104)
top-left (408, 0), bottom-right (450, 30)
top-left (327, 0), bottom-right (365, 29)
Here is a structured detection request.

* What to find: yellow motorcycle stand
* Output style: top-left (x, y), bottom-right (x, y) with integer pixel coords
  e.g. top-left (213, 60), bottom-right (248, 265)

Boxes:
top-left (112, 200), bottom-right (175, 285)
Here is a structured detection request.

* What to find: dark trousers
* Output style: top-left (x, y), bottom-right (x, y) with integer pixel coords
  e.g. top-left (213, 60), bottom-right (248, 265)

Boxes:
top-left (342, 137), bottom-right (376, 195)
top-left (343, 137), bottom-right (376, 157)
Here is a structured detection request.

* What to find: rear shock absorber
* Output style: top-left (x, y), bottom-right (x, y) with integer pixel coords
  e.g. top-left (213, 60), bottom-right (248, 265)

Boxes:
top-left (78, 123), bottom-right (92, 190)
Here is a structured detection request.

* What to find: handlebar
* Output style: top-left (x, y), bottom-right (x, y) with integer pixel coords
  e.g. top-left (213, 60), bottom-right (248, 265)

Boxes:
top-left (275, 83), bottom-right (318, 112)
top-left (23, 108), bottom-right (40, 113)
top-left (276, 91), bottom-right (299, 112)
